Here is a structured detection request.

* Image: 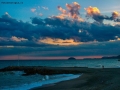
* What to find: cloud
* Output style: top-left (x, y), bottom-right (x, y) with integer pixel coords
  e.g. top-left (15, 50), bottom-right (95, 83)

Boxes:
top-left (115, 19), bottom-right (120, 22)
top-left (38, 6), bottom-right (40, 9)
top-left (111, 11), bottom-right (120, 22)
top-left (85, 6), bottom-right (110, 23)
top-left (0, 37), bottom-right (9, 41)
top-left (31, 17), bottom-right (120, 42)
top-left (1, 2), bottom-right (120, 58)
top-left (57, 2), bottom-right (84, 21)
top-left (58, 6), bottom-right (67, 14)
top-left (31, 17), bottom-right (44, 25)
top-left (39, 37), bottom-right (82, 46)
top-left (85, 6), bottom-right (100, 16)
top-left (85, 6), bottom-right (120, 23)
top-left (39, 13), bottom-right (43, 16)
top-left (66, 2), bottom-right (80, 19)
top-left (31, 6), bottom-right (47, 17)
top-left (5, 12), bottom-right (11, 17)
top-left (42, 6), bottom-right (49, 10)
top-left (31, 8), bottom-right (36, 12)
top-left (1, 40), bottom-right (120, 57)
top-left (0, 37), bottom-right (51, 47)
top-left (11, 36), bottom-right (28, 42)
top-left (0, 11), bottom-right (120, 47)
top-left (111, 11), bottom-right (120, 19)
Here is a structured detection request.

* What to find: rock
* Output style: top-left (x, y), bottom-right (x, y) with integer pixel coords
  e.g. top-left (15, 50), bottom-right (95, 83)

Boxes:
top-left (68, 57), bottom-right (76, 60)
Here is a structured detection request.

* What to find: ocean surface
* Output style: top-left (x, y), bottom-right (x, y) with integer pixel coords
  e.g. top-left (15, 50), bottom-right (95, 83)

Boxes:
top-left (0, 59), bottom-right (120, 69)
top-left (0, 59), bottom-right (120, 90)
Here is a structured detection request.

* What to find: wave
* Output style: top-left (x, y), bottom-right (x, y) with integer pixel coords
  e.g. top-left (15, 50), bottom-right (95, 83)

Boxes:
top-left (0, 73), bottom-right (81, 90)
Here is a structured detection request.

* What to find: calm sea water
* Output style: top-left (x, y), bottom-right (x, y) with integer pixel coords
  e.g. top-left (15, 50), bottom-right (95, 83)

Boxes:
top-left (0, 59), bottom-right (120, 69)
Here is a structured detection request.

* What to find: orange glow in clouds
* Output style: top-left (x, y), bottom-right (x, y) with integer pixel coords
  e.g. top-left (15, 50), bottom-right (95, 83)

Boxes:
top-left (85, 6), bottom-right (100, 16)
top-left (66, 2), bottom-right (80, 10)
top-left (73, 2), bottom-right (80, 9)
top-left (39, 38), bottom-right (82, 46)
top-left (112, 11), bottom-right (120, 19)
top-left (56, 14), bottom-right (66, 19)
top-left (58, 6), bottom-right (67, 14)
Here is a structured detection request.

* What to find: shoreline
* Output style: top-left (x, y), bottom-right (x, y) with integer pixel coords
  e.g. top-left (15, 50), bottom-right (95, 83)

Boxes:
top-left (30, 74), bottom-right (84, 90)
top-left (30, 69), bottom-right (120, 90)
top-left (29, 74), bottom-right (81, 90)
top-left (1, 66), bottom-right (120, 90)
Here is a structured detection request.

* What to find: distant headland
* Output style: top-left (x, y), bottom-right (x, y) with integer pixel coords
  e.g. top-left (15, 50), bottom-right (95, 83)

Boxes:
top-left (82, 55), bottom-right (120, 60)
top-left (101, 55), bottom-right (120, 59)
top-left (68, 57), bottom-right (76, 60)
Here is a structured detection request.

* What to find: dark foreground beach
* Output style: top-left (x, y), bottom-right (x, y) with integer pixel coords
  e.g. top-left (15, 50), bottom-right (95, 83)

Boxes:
top-left (1, 66), bottom-right (120, 90)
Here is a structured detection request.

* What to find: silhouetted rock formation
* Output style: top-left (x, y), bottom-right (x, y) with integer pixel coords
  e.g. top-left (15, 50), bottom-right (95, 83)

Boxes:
top-left (102, 55), bottom-right (120, 59)
top-left (68, 57), bottom-right (76, 60)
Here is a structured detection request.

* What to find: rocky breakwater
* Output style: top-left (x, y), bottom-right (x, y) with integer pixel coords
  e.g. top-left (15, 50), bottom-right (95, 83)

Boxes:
top-left (0, 66), bottom-right (89, 76)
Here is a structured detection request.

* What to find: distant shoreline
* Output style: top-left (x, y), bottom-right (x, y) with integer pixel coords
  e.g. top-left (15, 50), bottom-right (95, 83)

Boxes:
top-left (0, 58), bottom-right (119, 61)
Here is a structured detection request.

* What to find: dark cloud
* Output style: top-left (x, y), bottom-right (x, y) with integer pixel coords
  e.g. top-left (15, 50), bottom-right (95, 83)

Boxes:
top-left (92, 14), bottom-right (110, 23)
top-left (31, 17), bottom-right (45, 25)
top-left (1, 41), bottom-right (120, 56)
top-left (90, 22), bottom-right (120, 41)
top-left (0, 14), bottom-right (120, 47)
top-left (115, 18), bottom-right (120, 22)
top-left (0, 40), bottom-right (51, 47)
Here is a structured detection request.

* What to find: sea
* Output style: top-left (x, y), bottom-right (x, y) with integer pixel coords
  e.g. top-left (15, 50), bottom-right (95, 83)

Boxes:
top-left (0, 59), bottom-right (120, 90)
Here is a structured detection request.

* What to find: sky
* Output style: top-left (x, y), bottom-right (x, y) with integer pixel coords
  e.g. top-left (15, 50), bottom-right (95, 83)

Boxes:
top-left (0, 0), bottom-right (120, 60)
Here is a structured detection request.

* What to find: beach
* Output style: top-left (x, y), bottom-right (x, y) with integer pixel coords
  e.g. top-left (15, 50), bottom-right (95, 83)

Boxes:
top-left (1, 66), bottom-right (120, 90)
top-left (30, 68), bottom-right (120, 90)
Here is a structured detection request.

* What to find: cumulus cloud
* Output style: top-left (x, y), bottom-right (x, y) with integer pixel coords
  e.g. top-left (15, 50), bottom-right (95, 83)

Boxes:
top-left (39, 13), bottom-right (43, 16)
top-left (85, 6), bottom-right (110, 23)
top-left (57, 2), bottom-right (84, 21)
top-left (11, 36), bottom-right (28, 42)
top-left (111, 11), bottom-right (120, 19)
top-left (5, 12), bottom-right (11, 17)
top-left (66, 2), bottom-right (81, 19)
top-left (31, 6), bottom-right (48, 17)
top-left (31, 8), bottom-right (36, 12)
top-left (85, 6), bottom-right (120, 23)
top-left (58, 6), bottom-right (67, 14)
top-left (85, 6), bottom-right (100, 16)
top-left (42, 6), bottom-right (49, 10)
top-left (111, 11), bottom-right (120, 22)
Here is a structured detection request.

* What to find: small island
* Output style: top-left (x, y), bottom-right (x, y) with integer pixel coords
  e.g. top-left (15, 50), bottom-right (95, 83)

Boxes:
top-left (68, 57), bottom-right (76, 60)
